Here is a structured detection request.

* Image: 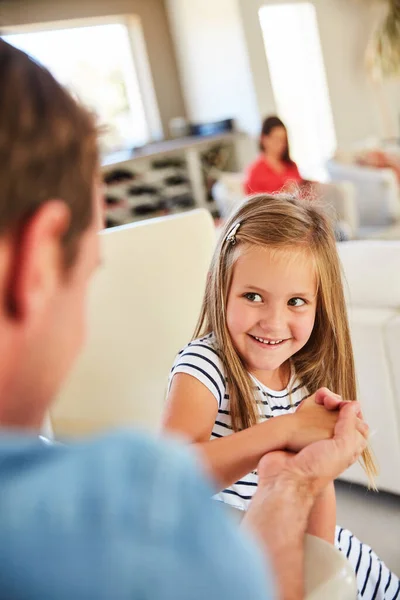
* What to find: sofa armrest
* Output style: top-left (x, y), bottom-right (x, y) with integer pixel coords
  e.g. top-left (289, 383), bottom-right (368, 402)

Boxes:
top-left (315, 181), bottom-right (358, 239)
top-left (326, 160), bottom-right (400, 226)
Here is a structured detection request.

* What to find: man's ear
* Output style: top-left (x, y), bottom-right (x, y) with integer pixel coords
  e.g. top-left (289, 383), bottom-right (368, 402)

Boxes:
top-left (6, 201), bottom-right (71, 320)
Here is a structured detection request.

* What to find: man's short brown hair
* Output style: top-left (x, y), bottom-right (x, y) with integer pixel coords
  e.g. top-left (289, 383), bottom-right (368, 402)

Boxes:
top-left (0, 38), bottom-right (99, 266)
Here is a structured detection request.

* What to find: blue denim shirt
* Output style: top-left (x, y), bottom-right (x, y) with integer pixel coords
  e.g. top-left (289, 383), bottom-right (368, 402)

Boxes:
top-left (0, 430), bottom-right (273, 599)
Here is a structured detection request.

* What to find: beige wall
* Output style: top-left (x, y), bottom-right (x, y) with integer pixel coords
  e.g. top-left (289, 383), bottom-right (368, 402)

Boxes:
top-left (166, 0), bottom-right (259, 134)
top-left (166, 0), bottom-right (261, 167)
top-left (0, 0), bottom-right (186, 138)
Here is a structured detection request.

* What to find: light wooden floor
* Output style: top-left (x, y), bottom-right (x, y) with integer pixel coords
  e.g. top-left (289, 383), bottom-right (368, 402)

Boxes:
top-left (335, 479), bottom-right (400, 575)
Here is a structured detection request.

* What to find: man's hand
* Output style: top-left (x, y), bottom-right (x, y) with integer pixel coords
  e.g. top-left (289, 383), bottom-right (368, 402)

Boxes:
top-left (288, 391), bottom-right (339, 452)
top-left (243, 401), bottom-right (368, 600)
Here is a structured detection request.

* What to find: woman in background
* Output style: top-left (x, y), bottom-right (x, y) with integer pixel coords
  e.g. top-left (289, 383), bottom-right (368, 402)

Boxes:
top-left (244, 116), bottom-right (303, 195)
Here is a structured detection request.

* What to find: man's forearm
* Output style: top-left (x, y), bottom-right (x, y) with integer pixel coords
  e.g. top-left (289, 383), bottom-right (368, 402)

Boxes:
top-left (242, 476), bottom-right (315, 600)
top-left (307, 482), bottom-right (336, 544)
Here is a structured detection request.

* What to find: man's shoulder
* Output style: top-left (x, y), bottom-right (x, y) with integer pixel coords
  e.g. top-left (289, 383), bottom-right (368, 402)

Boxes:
top-left (0, 430), bottom-right (272, 599)
top-left (0, 430), bottom-right (208, 507)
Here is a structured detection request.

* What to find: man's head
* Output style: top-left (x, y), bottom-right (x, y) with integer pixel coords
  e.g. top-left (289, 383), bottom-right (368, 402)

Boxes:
top-left (0, 39), bottom-right (101, 429)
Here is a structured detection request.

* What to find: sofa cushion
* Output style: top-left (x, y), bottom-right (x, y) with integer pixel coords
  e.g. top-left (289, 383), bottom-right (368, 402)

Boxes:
top-left (341, 308), bottom-right (400, 492)
top-left (338, 241), bottom-right (400, 309)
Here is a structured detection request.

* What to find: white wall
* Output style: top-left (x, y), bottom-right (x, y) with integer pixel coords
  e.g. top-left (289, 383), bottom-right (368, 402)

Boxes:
top-left (167, 0), bottom-right (400, 155)
top-left (238, 0), bottom-right (400, 148)
top-left (166, 0), bottom-right (261, 166)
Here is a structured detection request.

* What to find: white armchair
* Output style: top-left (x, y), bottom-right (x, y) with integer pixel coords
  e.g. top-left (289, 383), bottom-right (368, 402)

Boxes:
top-left (327, 159), bottom-right (400, 233)
top-left (212, 172), bottom-right (359, 239)
top-left (212, 172), bottom-right (246, 218)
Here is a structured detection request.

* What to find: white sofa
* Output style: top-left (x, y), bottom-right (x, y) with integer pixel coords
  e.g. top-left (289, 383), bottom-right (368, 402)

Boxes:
top-left (327, 159), bottom-right (400, 235)
top-left (52, 208), bottom-right (400, 496)
top-left (338, 240), bottom-right (400, 494)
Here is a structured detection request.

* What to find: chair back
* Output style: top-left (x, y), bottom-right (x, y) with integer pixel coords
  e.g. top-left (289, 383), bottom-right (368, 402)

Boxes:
top-left (51, 209), bottom-right (216, 436)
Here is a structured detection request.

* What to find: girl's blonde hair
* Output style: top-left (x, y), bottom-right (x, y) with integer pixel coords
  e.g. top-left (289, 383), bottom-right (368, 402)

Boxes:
top-left (194, 193), bottom-right (377, 482)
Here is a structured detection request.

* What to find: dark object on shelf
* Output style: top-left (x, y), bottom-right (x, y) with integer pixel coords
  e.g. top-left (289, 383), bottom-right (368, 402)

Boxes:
top-left (132, 203), bottom-right (159, 216)
top-left (164, 174), bottom-right (189, 186)
top-left (189, 118), bottom-right (234, 137)
top-left (128, 184), bottom-right (160, 196)
top-left (201, 143), bottom-right (233, 199)
top-left (170, 194), bottom-right (195, 209)
top-left (105, 217), bottom-right (121, 229)
top-left (201, 144), bottom-right (230, 169)
top-left (152, 157), bottom-right (185, 169)
top-left (103, 169), bottom-right (135, 185)
top-left (157, 199), bottom-right (168, 211)
top-left (105, 195), bottom-right (121, 206)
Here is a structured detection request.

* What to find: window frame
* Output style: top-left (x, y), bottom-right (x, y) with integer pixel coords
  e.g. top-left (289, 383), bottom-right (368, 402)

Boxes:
top-left (2, 14), bottom-right (163, 151)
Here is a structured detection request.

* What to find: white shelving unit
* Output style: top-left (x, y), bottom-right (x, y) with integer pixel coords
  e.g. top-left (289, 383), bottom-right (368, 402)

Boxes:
top-left (102, 132), bottom-right (242, 227)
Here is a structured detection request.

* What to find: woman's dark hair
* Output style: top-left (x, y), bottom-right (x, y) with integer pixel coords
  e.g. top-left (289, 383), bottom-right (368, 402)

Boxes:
top-left (259, 115), bottom-right (293, 164)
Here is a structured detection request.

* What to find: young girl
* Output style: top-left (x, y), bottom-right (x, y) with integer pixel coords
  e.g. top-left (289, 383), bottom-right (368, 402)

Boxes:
top-left (163, 194), bottom-right (399, 600)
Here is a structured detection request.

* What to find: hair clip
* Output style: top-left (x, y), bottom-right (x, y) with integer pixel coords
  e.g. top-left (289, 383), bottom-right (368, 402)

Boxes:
top-left (226, 222), bottom-right (241, 246)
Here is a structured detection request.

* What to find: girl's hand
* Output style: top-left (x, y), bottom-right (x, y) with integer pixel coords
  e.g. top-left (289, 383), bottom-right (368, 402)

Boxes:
top-left (258, 401), bottom-right (368, 493)
top-left (287, 392), bottom-right (339, 452)
top-left (314, 387), bottom-right (351, 411)
top-left (287, 388), bottom-right (369, 452)
top-left (314, 387), bottom-right (369, 439)
top-left (288, 401), bottom-right (368, 489)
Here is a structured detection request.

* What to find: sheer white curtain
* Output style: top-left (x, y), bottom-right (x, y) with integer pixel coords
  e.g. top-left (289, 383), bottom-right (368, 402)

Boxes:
top-left (259, 2), bottom-right (336, 180)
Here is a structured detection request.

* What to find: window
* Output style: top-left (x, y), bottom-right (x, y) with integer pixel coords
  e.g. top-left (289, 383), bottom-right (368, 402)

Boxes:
top-left (259, 3), bottom-right (336, 179)
top-left (4, 19), bottom-right (157, 155)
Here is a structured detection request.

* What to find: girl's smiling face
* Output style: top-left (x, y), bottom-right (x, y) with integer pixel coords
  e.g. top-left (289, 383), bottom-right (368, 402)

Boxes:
top-left (226, 244), bottom-right (318, 388)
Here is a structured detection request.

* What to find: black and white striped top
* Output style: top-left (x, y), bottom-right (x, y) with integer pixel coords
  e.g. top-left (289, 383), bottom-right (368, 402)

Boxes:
top-left (169, 333), bottom-right (308, 511)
